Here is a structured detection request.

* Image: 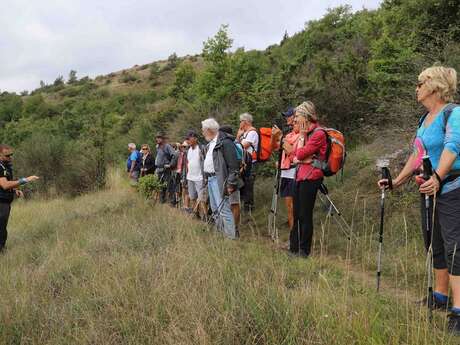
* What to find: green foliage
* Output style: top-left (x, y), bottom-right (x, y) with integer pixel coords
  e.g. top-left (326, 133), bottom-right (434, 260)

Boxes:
top-left (68, 70), bottom-right (78, 84)
top-left (137, 174), bottom-right (166, 199)
top-left (119, 72), bottom-right (139, 84)
top-left (169, 63), bottom-right (196, 99)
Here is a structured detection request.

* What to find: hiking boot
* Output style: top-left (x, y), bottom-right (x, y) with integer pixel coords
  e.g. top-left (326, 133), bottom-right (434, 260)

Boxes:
top-left (416, 295), bottom-right (450, 312)
top-left (448, 313), bottom-right (460, 336)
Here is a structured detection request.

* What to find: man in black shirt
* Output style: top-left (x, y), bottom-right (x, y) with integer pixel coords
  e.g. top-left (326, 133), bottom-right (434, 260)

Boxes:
top-left (0, 144), bottom-right (39, 251)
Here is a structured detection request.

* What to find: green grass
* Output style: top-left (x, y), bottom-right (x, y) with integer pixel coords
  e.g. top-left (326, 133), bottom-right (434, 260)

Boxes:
top-left (0, 167), bottom-right (457, 344)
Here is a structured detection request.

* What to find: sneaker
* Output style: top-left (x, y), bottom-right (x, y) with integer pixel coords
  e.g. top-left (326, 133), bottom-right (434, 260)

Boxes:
top-left (416, 295), bottom-right (450, 312)
top-left (448, 313), bottom-right (460, 336)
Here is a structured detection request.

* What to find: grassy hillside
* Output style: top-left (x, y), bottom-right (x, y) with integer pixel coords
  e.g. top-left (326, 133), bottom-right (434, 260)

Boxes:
top-left (0, 149), bottom-right (458, 344)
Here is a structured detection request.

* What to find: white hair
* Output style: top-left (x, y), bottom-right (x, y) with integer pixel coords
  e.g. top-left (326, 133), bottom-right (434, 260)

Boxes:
top-left (128, 143), bottom-right (136, 149)
top-left (239, 112), bottom-right (253, 123)
top-left (201, 118), bottom-right (220, 131)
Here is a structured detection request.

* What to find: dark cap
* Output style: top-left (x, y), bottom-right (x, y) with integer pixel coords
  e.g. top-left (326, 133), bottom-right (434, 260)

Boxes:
top-left (219, 124), bottom-right (234, 135)
top-left (282, 107), bottom-right (295, 118)
top-left (185, 130), bottom-right (198, 139)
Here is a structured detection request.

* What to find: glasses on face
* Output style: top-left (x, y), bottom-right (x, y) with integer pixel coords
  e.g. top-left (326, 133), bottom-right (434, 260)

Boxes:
top-left (3, 153), bottom-right (13, 158)
top-left (141, 148), bottom-right (148, 151)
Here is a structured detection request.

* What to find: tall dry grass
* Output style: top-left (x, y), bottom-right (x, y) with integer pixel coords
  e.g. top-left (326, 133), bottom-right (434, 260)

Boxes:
top-left (0, 167), bottom-right (457, 344)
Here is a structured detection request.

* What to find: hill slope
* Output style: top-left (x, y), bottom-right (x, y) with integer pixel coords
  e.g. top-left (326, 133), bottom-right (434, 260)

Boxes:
top-left (0, 165), bottom-right (457, 344)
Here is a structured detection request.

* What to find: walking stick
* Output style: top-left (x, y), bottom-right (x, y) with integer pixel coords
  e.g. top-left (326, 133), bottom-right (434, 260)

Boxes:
top-left (376, 160), bottom-right (392, 292)
top-left (422, 155), bottom-right (434, 321)
top-left (268, 136), bottom-right (284, 242)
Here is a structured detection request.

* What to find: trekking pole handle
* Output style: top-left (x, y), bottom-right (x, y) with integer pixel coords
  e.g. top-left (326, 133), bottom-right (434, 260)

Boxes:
top-left (422, 155), bottom-right (433, 181)
top-left (381, 167), bottom-right (393, 190)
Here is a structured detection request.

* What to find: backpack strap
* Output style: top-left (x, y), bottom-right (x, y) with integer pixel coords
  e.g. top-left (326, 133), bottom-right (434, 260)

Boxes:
top-left (418, 103), bottom-right (458, 130)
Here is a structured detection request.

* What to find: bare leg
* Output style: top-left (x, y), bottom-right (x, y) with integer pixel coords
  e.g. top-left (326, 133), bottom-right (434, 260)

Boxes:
top-left (435, 268), bottom-right (449, 295)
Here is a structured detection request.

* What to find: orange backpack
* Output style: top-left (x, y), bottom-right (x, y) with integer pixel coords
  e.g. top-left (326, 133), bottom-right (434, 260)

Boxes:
top-left (244, 127), bottom-right (274, 162)
top-left (311, 128), bottom-right (346, 177)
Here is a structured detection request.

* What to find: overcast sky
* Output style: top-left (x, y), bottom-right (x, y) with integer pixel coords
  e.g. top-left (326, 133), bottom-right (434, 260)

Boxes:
top-left (0, 0), bottom-right (382, 93)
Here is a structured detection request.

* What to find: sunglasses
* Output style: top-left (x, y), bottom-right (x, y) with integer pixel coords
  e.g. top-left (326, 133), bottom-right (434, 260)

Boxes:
top-left (3, 153), bottom-right (13, 158)
top-left (141, 148), bottom-right (148, 151)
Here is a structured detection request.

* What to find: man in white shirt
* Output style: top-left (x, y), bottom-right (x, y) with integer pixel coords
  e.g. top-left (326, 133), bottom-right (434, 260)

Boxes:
top-left (236, 112), bottom-right (259, 213)
top-left (202, 118), bottom-right (240, 239)
top-left (185, 130), bottom-right (206, 218)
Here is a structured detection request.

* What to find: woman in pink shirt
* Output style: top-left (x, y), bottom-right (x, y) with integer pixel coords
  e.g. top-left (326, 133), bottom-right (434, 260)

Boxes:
top-left (288, 101), bottom-right (327, 258)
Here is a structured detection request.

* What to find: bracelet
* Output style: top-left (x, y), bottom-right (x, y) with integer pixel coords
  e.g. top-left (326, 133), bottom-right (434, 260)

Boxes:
top-left (19, 178), bottom-right (28, 186)
top-left (433, 170), bottom-right (442, 184)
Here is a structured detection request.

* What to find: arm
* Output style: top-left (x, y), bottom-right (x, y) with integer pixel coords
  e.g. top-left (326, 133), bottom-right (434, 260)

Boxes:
top-left (0, 176), bottom-right (39, 190)
top-left (295, 130), bottom-right (326, 160)
top-left (222, 140), bottom-right (239, 189)
top-left (392, 155), bottom-right (417, 188)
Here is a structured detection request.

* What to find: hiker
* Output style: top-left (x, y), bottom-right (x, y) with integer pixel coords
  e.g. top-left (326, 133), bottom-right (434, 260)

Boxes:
top-left (140, 144), bottom-right (155, 177)
top-left (236, 113), bottom-right (259, 214)
top-left (220, 125), bottom-right (242, 235)
top-left (289, 101), bottom-right (327, 258)
top-left (0, 144), bottom-right (39, 251)
top-left (202, 118), bottom-right (241, 239)
top-left (127, 143), bottom-right (141, 185)
top-left (184, 130), bottom-right (206, 218)
top-left (273, 107), bottom-right (298, 229)
top-left (378, 66), bottom-right (460, 334)
top-left (174, 142), bottom-right (188, 208)
top-left (155, 133), bottom-right (176, 204)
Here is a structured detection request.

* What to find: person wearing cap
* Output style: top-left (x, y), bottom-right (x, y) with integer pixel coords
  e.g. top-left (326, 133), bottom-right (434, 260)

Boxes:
top-left (289, 101), bottom-right (327, 258)
top-left (140, 144), bottom-right (155, 177)
top-left (184, 130), bottom-right (207, 218)
top-left (272, 107), bottom-right (298, 230)
top-left (236, 112), bottom-right (259, 214)
top-left (0, 144), bottom-right (39, 251)
top-left (155, 133), bottom-right (176, 204)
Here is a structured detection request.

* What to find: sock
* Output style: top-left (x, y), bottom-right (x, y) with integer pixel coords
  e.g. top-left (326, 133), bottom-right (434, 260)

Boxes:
top-left (433, 291), bottom-right (448, 304)
top-left (451, 307), bottom-right (460, 315)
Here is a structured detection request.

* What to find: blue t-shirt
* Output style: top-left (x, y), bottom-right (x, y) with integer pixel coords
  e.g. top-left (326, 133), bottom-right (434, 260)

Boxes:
top-left (127, 150), bottom-right (141, 171)
top-left (416, 106), bottom-right (460, 194)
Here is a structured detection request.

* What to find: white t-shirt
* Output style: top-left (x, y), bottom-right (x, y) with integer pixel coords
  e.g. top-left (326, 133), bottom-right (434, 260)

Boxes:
top-left (187, 146), bottom-right (203, 181)
top-left (242, 130), bottom-right (259, 162)
top-left (203, 135), bottom-right (218, 173)
top-left (281, 167), bottom-right (296, 179)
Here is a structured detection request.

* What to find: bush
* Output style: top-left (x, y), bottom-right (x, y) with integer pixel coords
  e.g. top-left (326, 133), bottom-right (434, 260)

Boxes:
top-left (120, 73), bottom-right (138, 84)
top-left (137, 174), bottom-right (166, 199)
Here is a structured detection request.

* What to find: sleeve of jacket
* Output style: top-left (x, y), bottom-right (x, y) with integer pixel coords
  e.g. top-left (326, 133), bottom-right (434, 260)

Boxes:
top-left (296, 130), bottom-right (326, 160)
top-left (222, 139), bottom-right (239, 187)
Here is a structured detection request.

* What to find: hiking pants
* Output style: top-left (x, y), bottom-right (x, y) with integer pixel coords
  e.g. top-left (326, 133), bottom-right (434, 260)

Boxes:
top-left (207, 176), bottom-right (235, 239)
top-left (0, 202), bottom-right (11, 249)
top-left (290, 179), bottom-right (321, 256)
top-left (241, 169), bottom-right (256, 212)
top-left (426, 188), bottom-right (460, 275)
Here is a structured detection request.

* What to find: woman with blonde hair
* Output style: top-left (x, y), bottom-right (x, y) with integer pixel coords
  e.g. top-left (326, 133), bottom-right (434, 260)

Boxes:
top-left (378, 66), bottom-right (460, 335)
top-left (288, 101), bottom-right (327, 258)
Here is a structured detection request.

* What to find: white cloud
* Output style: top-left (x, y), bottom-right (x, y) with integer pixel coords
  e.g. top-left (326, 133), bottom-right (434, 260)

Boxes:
top-left (0, 0), bottom-right (381, 92)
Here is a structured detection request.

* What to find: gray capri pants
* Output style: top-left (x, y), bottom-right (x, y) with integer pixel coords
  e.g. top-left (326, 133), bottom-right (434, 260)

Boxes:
top-left (430, 188), bottom-right (460, 275)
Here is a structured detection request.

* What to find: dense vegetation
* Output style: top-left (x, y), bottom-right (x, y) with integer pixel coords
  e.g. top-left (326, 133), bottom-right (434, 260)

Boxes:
top-left (1, 0), bottom-right (460, 195)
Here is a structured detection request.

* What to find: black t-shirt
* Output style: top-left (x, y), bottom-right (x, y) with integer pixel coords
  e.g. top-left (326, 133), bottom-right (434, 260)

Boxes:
top-left (0, 162), bottom-right (14, 203)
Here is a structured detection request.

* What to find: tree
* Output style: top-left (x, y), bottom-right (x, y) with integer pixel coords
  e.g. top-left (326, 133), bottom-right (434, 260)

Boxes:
top-left (68, 70), bottom-right (78, 84)
top-left (202, 24), bottom-right (233, 68)
top-left (53, 76), bottom-right (64, 86)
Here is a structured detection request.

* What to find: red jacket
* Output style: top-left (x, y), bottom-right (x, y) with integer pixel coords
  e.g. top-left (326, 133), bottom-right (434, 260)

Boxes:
top-left (295, 123), bottom-right (327, 182)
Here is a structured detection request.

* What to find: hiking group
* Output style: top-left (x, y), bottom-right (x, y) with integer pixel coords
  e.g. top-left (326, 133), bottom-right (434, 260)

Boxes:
top-left (126, 64), bottom-right (460, 335)
top-left (1, 63), bottom-right (460, 335)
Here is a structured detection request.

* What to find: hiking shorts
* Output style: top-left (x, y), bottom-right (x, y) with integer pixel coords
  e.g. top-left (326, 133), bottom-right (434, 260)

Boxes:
top-left (188, 180), bottom-right (205, 201)
top-left (280, 177), bottom-right (296, 198)
top-left (228, 189), bottom-right (240, 205)
top-left (430, 188), bottom-right (460, 275)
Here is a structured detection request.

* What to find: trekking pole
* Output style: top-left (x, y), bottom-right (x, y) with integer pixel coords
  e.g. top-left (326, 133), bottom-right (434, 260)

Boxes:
top-left (318, 184), bottom-right (354, 240)
top-left (268, 132), bottom-right (284, 242)
top-left (422, 155), bottom-right (434, 321)
top-left (376, 160), bottom-right (392, 292)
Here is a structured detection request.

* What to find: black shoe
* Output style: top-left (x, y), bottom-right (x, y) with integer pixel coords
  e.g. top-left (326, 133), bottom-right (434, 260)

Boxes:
top-left (235, 229), bottom-right (240, 239)
top-left (416, 295), bottom-right (450, 312)
top-left (448, 313), bottom-right (460, 336)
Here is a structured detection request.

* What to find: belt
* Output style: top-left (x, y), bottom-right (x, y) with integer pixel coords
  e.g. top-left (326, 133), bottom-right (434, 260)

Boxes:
top-left (205, 172), bottom-right (216, 177)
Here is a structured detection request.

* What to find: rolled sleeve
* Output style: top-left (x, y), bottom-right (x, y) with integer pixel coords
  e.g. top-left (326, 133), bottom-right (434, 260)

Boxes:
top-left (444, 108), bottom-right (460, 155)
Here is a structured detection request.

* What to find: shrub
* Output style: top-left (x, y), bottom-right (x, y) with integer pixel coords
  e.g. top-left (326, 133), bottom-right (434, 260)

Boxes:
top-left (120, 73), bottom-right (139, 84)
top-left (137, 174), bottom-right (166, 199)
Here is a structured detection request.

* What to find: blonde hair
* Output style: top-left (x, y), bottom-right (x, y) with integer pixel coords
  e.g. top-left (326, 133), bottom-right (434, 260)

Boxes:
top-left (418, 66), bottom-right (457, 102)
top-left (295, 101), bottom-right (318, 122)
